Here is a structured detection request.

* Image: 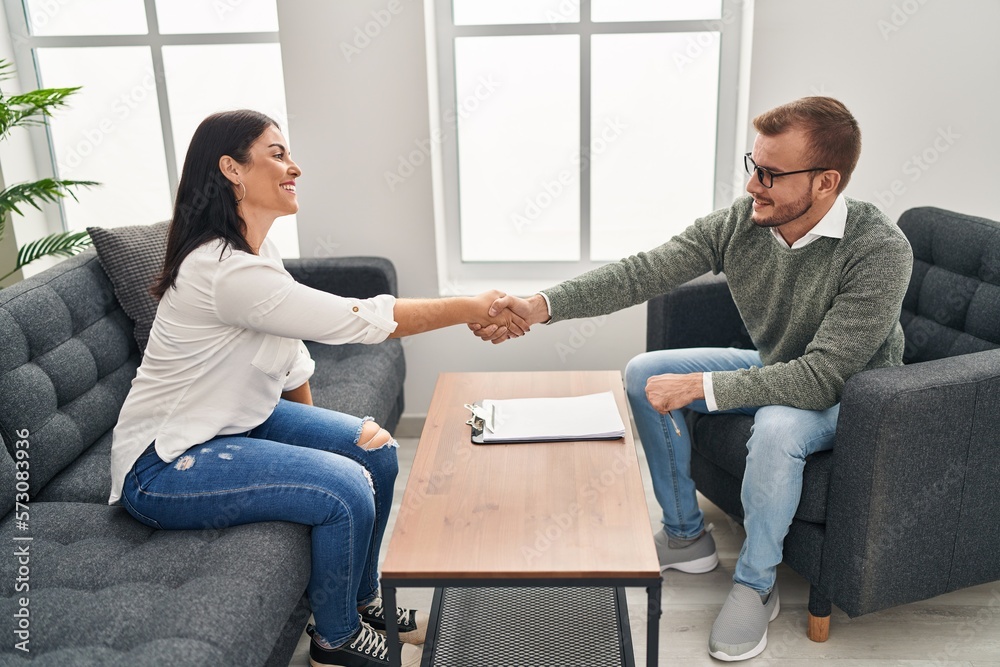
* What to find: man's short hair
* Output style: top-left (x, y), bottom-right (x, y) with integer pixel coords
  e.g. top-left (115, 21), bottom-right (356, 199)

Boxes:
top-left (753, 97), bottom-right (861, 194)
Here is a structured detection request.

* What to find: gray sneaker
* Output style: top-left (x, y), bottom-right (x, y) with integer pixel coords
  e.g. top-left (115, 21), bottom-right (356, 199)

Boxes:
top-left (654, 523), bottom-right (719, 574)
top-left (708, 583), bottom-right (780, 661)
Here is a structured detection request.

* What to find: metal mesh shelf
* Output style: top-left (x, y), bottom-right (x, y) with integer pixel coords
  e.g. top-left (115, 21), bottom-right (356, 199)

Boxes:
top-left (422, 586), bottom-right (635, 667)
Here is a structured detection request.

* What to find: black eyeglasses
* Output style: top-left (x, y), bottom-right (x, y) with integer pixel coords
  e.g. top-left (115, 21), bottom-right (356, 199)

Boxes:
top-left (744, 153), bottom-right (829, 189)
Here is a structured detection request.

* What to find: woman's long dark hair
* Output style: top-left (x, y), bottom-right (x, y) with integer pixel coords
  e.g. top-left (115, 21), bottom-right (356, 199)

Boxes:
top-left (151, 109), bottom-right (278, 299)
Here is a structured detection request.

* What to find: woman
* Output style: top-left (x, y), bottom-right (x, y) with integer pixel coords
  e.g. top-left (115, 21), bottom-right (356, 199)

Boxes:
top-left (109, 110), bottom-right (525, 667)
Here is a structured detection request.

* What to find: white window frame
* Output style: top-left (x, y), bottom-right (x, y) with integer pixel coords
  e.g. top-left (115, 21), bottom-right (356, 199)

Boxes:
top-left (2, 0), bottom-right (280, 235)
top-left (428, 0), bottom-right (749, 294)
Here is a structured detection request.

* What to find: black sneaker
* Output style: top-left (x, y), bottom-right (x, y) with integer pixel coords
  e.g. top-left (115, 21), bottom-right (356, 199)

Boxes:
top-left (359, 597), bottom-right (428, 645)
top-left (307, 620), bottom-right (392, 667)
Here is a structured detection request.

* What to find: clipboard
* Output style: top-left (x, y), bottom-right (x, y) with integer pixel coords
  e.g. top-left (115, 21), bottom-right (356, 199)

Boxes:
top-left (465, 405), bottom-right (491, 444)
top-left (464, 392), bottom-right (627, 445)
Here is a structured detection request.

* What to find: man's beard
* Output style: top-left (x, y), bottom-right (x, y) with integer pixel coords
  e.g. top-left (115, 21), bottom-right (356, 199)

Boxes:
top-left (751, 189), bottom-right (814, 228)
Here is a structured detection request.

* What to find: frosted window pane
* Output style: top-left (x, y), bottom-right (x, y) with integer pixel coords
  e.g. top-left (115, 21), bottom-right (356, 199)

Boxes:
top-left (162, 45), bottom-right (288, 176)
top-left (35, 47), bottom-right (172, 231)
top-left (453, 0), bottom-right (578, 25)
top-left (162, 44), bottom-right (297, 257)
top-left (591, 0), bottom-right (722, 22)
top-left (590, 33), bottom-right (719, 261)
top-left (155, 0), bottom-right (278, 34)
top-left (26, 0), bottom-right (147, 36)
top-left (456, 35), bottom-right (579, 262)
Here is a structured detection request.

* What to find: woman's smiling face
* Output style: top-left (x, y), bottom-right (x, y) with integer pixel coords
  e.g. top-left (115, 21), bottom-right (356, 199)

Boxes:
top-left (235, 125), bottom-right (301, 219)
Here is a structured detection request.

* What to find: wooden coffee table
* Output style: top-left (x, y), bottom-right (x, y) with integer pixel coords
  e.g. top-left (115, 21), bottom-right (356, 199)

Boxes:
top-left (381, 371), bottom-right (662, 666)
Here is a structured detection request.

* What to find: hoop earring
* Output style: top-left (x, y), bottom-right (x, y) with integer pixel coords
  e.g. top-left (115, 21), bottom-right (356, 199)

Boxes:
top-left (235, 181), bottom-right (246, 204)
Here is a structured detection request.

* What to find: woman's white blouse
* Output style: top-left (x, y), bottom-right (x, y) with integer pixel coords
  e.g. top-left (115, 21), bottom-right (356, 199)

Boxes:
top-left (108, 237), bottom-right (397, 504)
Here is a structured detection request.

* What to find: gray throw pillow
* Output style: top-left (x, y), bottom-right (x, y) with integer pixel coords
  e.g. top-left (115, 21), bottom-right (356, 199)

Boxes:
top-left (87, 221), bottom-right (170, 354)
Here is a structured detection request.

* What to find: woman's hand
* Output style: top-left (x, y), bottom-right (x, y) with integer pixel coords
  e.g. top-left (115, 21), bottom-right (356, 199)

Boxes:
top-left (466, 290), bottom-right (530, 343)
top-left (469, 293), bottom-right (549, 343)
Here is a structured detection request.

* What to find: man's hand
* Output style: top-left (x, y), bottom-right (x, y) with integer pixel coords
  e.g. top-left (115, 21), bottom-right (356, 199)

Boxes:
top-left (645, 373), bottom-right (704, 413)
top-left (469, 290), bottom-right (531, 343)
top-left (469, 293), bottom-right (550, 343)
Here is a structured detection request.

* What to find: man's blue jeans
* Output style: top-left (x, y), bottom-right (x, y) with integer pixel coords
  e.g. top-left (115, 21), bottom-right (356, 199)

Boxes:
top-left (120, 399), bottom-right (397, 647)
top-left (625, 348), bottom-right (840, 594)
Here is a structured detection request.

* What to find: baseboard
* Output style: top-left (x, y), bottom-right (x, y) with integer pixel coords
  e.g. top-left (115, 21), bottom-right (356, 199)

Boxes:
top-left (395, 414), bottom-right (426, 439)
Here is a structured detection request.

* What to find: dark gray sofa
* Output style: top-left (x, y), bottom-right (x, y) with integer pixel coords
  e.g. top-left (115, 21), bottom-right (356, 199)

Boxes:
top-left (646, 206), bottom-right (1000, 640)
top-left (0, 248), bottom-right (405, 665)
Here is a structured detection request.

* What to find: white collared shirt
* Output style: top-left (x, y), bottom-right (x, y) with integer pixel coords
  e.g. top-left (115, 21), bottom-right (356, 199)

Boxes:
top-left (702, 194), bottom-right (848, 410)
top-left (767, 193), bottom-right (848, 249)
top-left (108, 237), bottom-right (398, 504)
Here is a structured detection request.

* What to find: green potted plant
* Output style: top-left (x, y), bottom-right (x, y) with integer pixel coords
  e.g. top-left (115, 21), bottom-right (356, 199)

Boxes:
top-left (0, 58), bottom-right (96, 286)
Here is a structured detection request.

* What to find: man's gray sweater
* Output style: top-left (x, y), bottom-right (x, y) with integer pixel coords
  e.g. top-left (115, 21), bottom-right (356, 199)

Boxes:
top-left (542, 195), bottom-right (914, 411)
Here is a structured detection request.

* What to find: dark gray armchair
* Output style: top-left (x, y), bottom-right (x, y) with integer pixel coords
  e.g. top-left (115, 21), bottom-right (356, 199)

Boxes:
top-left (646, 207), bottom-right (1000, 641)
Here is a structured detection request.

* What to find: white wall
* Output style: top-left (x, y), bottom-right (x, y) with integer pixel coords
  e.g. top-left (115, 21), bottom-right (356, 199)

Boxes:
top-left (746, 0), bottom-right (998, 220)
top-left (277, 0), bottom-right (999, 418)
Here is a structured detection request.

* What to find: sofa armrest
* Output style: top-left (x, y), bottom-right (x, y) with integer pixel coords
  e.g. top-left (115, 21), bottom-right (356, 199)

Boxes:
top-left (821, 349), bottom-right (1000, 616)
top-left (284, 256), bottom-right (398, 298)
top-left (646, 272), bottom-right (752, 352)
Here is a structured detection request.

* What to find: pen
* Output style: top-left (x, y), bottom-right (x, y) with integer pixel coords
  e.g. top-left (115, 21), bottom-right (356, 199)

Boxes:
top-left (667, 411), bottom-right (681, 436)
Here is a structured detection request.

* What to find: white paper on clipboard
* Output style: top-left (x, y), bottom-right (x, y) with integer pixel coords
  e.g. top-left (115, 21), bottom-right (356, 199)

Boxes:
top-left (468, 391), bottom-right (626, 444)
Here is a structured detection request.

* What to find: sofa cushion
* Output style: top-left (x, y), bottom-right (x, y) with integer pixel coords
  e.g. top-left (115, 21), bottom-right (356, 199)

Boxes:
top-left (899, 207), bottom-right (1000, 363)
top-left (0, 251), bottom-right (138, 498)
top-left (0, 435), bottom-right (17, 517)
top-left (87, 221), bottom-right (169, 354)
top-left (33, 430), bottom-right (114, 504)
top-left (306, 339), bottom-right (405, 430)
top-left (688, 412), bottom-right (833, 524)
top-left (0, 502), bottom-right (311, 666)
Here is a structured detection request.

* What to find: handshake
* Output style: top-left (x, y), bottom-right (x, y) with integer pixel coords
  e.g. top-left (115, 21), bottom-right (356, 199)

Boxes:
top-left (467, 290), bottom-right (551, 344)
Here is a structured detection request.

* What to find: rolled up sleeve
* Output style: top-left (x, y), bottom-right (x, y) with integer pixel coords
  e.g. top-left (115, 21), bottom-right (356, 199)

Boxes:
top-left (213, 254), bottom-right (398, 345)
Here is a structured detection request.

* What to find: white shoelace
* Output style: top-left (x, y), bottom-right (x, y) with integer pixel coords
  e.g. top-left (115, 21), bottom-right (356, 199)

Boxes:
top-left (349, 623), bottom-right (388, 658)
top-left (367, 600), bottom-right (409, 625)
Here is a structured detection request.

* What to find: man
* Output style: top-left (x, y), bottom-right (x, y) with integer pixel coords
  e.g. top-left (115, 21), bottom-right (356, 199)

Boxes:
top-left (474, 97), bottom-right (913, 661)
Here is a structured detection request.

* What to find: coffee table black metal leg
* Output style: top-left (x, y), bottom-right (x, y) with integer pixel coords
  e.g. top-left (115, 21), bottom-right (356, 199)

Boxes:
top-left (384, 585), bottom-right (401, 667)
top-left (646, 582), bottom-right (662, 667)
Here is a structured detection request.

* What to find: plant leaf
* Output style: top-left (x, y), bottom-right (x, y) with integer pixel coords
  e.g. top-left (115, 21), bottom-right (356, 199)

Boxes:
top-left (0, 59), bottom-right (81, 136)
top-left (15, 230), bottom-right (93, 270)
top-left (0, 179), bottom-right (99, 218)
top-left (0, 87), bottom-right (81, 137)
top-left (0, 59), bottom-right (13, 79)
